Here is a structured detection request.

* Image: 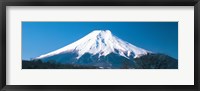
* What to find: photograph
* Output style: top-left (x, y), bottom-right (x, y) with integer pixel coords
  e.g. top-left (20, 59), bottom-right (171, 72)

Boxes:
top-left (22, 22), bottom-right (178, 69)
top-left (1, 0), bottom-right (198, 90)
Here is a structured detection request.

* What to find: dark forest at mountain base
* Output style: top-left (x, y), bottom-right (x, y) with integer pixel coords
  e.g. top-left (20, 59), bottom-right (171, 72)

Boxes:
top-left (22, 60), bottom-right (99, 69)
top-left (22, 53), bottom-right (178, 69)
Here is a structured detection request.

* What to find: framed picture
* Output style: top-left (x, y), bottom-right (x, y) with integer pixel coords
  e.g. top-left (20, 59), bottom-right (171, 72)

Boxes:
top-left (0, 0), bottom-right (199, 91)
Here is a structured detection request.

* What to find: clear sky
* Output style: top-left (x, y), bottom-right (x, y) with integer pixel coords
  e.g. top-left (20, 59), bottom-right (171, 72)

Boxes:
top-left (22, 22), bottom-right (178, 60)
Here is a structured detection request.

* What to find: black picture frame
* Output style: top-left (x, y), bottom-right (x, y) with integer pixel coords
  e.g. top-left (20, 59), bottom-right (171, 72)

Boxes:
top-left (0, 0), bottom-right (199, 91)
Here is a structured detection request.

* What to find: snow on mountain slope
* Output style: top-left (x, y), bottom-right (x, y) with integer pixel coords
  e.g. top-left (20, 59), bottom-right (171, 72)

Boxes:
top-left (36, 30), bottom-right (151, 59)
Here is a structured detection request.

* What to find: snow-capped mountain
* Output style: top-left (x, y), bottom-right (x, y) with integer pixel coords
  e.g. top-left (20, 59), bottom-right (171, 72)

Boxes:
top-left (33, 30), bottom-right (177, 69)
top-left (37, 30), bottom-right (150, 59)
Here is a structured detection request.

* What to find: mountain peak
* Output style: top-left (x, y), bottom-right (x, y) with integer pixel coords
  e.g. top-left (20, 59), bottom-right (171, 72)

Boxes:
top-left (36, 30), bottom-right (151, 59)
top-left (95, 30), bottom-right (112, 40)
top-left (92, 30), bottom-right (112, 36)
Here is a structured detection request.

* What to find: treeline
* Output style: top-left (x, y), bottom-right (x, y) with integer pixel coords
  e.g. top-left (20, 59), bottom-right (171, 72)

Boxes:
top-left (22, 59), bottom-right (99, 69)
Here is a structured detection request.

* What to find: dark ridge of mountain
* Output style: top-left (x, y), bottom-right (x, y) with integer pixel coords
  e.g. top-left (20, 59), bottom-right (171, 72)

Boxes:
top-left (134, 53), bottom-right (178, 69)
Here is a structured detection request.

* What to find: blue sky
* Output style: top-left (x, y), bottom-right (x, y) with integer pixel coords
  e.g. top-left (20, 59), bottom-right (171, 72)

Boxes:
top-left (22, 22), bottom-right (178, 60)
